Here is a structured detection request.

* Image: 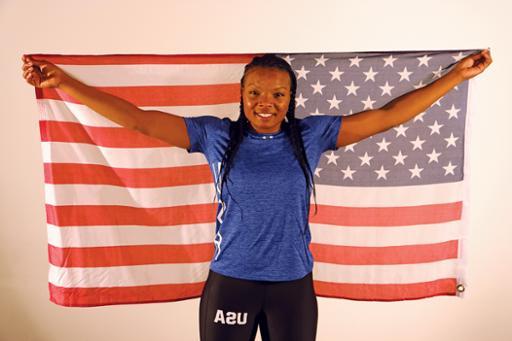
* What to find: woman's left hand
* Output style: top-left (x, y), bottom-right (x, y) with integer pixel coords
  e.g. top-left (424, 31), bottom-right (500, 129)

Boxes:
top-left (452, 48), bottom-right (493, 80)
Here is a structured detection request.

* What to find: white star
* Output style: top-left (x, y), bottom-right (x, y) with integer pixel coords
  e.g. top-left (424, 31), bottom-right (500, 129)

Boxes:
top-left (282, 55), bottom-right (294, 65)
top-left (341, 165), bottom-right (356, 180)
top-left (452, 52), bottom-right (466, 62)
top-left (410, 136), bottom-right (426, 151)
top-left (379, 81), bottom-right (394, 96)
top-left (295, 93), bottom-right (308, 108)
top-left (359, 152), bottom-right (374, 166)
top-left (445, 104), bottom-right (461, 119)
top-left (443, 161), bottom-right (457, 175)
top-left (374, 165), bottom-right (390, 180)
top-left (445, 133), bottom-right (459, 148)
top-left (417, 54), bottom-right (432, 67)
top-left (344, 143), bottom-right (356, 152)
top-left (345, 81), bottom-right (360, 96)
top-left (310, 108), bottom-right (324, 116)
top-left (392, 150), bottom-right (408, 165)
top-left (432, 65), bottom-right (444, 79)
top-left (398, 67), bottom-right (413, 82)
top-left (314, 167), bottom-right (323, 177)
top-left (327, 94), bottom-right (342, 110)
top-left (413, 80), bottom-right (427, 89)
top-left (325, 151), bottom-right (340, 165)
top-left (311, 80), bottom-right (326, 95)
top-left (426, 148), bottom-right (442, 163)
top-left (383, 55), bottom-right (398, 67)
top-left (314, 54), bottom-right (329, 67)
top-left (329, 66), bottom-right (344, 81)
top-left (394, 124), bottom-right (409, 137)
top-left (413, 111), bottom-right (427, 122)
top-left (349, 55), bottom-right (363, 67)
top-left (295, 66), bottom-right (310, 80)
top-left (432, 98), bottom-right (442, 107)
top-left (409, 163), bottom-right (424, 179)
top-left (363, 66), bottom-right (378, 82)
top-left (361, 95), bottom-right (377, 110)
top-left (428, 120), bottom-right (443, 135)
top-left (376, 137), bottom-right (391, 152)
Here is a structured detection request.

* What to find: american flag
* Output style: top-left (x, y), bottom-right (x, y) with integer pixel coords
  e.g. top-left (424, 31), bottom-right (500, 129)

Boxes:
top-left (32, 50), bottom-right (477, 307)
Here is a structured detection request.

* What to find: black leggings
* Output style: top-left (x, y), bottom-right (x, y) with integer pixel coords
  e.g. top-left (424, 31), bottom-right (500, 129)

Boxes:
top-left (199, 269), bottom-right (318, 341)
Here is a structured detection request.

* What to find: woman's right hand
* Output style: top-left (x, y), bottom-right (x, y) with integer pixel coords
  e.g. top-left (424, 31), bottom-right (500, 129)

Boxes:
top-left (21, 55), bottom-right (68, 88)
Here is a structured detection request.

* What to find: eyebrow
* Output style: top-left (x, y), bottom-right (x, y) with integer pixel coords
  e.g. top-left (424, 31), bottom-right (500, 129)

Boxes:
top-left (245, 84), bottom-right (289, 90)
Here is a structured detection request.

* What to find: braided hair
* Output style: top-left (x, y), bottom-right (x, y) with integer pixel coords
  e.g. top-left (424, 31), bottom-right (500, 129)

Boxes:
top-left (216, 54), bottom-right (319, 225)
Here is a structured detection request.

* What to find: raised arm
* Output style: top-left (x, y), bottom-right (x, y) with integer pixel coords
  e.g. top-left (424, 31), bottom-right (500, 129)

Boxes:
top-left (22, 55), bottom-right (191, 149)
top-left (335, 48), bottom-right (492, 148)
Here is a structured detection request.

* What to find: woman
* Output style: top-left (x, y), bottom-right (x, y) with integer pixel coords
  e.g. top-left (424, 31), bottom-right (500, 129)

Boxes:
top-left (21, 50), bottom-right (492, 341)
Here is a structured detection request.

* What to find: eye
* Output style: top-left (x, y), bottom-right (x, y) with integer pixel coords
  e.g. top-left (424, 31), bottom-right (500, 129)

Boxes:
top-left (249, 90), bottom-right (258, 95)
top-left (275, 92), bottom-right (284, 97)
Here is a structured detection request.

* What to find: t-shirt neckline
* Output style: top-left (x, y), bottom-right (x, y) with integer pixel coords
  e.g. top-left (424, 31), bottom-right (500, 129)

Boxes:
top-left (245, 123), bottom-right (288, 140)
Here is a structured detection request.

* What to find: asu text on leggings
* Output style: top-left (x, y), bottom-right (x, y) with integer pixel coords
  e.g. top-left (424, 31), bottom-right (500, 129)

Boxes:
top-left (199, 269), bottom-right (318, 341)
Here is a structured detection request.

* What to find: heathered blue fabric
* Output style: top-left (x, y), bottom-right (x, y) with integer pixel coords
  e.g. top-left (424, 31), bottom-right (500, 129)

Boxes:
top-left (183, 115), bottom-right (342, 281)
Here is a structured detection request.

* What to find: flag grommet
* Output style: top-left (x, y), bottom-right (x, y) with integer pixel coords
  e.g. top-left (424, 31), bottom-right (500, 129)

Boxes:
top-left (456, 284), bottom-right (465, 292)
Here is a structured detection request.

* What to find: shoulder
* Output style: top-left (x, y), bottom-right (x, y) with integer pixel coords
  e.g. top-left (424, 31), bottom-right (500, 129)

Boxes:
top-left (296, 115), bottom-right (342, 134)
top-left (183, 115), bottom-right (233, 138)
top-left (184, 115), bottom-right (232, 130)
top-left (183, 115), bottom-right (233, 154)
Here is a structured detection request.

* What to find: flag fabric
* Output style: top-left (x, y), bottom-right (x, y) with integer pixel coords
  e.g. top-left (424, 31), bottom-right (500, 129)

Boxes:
top-left (32, 50), bottom-right (478, 307)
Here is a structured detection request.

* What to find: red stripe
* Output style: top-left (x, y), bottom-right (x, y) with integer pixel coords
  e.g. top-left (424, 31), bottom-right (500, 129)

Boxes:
top-left (310, 202), bottom-right (463, 226)
top-left (48, 282), bottom-right (204, 307)
top-left (48, 243), bottom-right (215, 267)
top-left (30, 53), bottom-right (258, 65)
top-left (47, 240), bottom-right (457, 268)
top-left (40, 121), bottom-right (172, 147)
top-left (45, 203), bottom-right (460, 227)
top-left (314, 278), bottom-right (457, 301)
top-left (36, 83), bottom-right (240, 106)
top-left (43, 163), bottom-right (213, 187)
top-left (45, 204), bottom-right (216, 226)
top-left (311, 240), bottom-right (458, 265)
top-left (48, 277), bottom-right (457, 307)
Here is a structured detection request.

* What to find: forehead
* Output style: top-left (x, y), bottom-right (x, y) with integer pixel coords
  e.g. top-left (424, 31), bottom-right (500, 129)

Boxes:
top-left (243, 67), bottom-right (291, 89)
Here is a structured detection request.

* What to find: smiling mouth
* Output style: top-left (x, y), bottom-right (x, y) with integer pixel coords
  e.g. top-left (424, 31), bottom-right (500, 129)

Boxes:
top-left (256, 112), bottom-right (275, 118)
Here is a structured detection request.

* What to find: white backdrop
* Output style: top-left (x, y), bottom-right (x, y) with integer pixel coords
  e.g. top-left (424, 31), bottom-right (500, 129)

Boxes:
top-left (1, 0), bottom-right (510, 340)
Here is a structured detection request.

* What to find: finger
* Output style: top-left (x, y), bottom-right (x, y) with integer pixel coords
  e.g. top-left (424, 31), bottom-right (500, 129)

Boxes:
top-left (22, 62), bottom-right (34, 71)
top-left (23, 69), bottom-right (32, 78)
top-left (24, 72), bottom-right (36, 86)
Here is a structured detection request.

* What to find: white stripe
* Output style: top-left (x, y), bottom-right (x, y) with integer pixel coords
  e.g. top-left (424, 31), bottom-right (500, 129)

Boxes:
top-left (46, 220), bottom-right (462, 249)
top-left (44, 182), bottom-right (462, 208)
top-left (41, 141), bottom-right (207, 167)
top-left (57, 63), bottom-right (246, 86)
top-left (47, 223), bottom-right (215, 248)
top-left (313, 258), bottom-right (458, 284)
top-left (311, 221), bottom-right (464, 247)
top-left (48, 262), bottom-right (211, 287)
top-left (38, 99), bottom-right (240, 127)
top-left (48, 258), bottom-right (458, 288)
top-left (44, 183), bottom-right (215, 207)
top-left (314, 181), bottom-right (463, 207)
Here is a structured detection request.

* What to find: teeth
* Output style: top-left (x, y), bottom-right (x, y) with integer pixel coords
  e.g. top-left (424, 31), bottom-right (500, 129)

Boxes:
top-left (257, 113), bottom-right (272, 118)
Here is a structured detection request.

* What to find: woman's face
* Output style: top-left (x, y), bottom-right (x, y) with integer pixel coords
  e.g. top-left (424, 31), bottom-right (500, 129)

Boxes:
top-left (241, 66), bottom-right (291, 134)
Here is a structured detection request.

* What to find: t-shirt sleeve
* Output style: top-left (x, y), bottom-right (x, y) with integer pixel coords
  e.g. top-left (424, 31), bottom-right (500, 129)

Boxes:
top-left (183, 115), bottom-right (228, 155)
top-left (299, 114), bottom-right (343, 153)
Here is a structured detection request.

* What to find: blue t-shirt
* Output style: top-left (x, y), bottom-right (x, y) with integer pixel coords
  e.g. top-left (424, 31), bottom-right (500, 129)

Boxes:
top-left (183, 115), bottom-right (342, 281)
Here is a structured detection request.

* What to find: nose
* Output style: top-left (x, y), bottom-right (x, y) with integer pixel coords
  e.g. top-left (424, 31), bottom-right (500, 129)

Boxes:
top-left (257, 92), bottom-right (275, 108)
